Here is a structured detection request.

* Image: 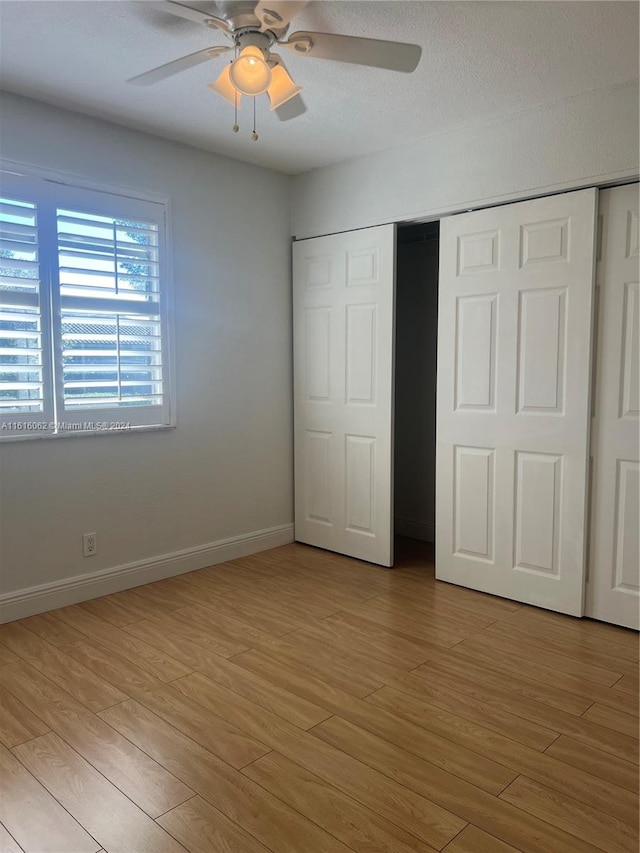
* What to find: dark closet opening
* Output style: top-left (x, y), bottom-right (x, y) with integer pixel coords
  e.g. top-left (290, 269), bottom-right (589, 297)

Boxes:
top-left (394, 221), bottom-right (439, 553)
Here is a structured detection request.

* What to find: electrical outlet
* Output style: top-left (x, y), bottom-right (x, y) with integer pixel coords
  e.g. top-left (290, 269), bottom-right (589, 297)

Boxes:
top-left (83, 533), bottom-right (97, 557)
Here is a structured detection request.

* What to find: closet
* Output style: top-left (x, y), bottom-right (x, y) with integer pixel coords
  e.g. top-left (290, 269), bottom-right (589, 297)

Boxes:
top-left (292, 183), bottom-right (639, 629)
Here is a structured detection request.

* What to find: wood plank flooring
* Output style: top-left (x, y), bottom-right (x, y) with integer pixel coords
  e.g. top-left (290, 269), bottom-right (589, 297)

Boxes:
top-left (0, 539), bottom-right (637, 853)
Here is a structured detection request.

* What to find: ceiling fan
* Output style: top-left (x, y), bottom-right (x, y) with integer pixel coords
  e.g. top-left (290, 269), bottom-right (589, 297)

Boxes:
top-left (129, 1), bottom-right (422, 134)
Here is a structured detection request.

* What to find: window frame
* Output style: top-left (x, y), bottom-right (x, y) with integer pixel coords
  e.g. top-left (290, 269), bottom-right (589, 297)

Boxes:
top-left (0, 164), bottom-right (176, 441)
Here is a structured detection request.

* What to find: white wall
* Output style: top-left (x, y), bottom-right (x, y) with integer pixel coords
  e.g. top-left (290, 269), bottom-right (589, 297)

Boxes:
top-left (394, 235), bottom-right (438, 542)
top-left (291, 81), bottom-right (639, 239)
top-left (0, 92), bottom-right (293, 617)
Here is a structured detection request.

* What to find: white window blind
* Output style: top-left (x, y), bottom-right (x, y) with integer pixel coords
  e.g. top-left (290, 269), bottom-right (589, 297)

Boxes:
top-left (0, 172), bottom-right (172, 438)
top-left (0, 196), bottom-right (51, 421)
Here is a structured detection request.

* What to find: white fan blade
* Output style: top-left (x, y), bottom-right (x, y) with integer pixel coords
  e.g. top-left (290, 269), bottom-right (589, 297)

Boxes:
top-left (209, 64), bottom-right (242, 107)
top-left (128, 46), bottom-right (231, 86)
top-left (275, 93), bottom-right (307, 121)
top-left (255, 1), bottom-right (308, 30)
top-left (146, 1), bottom-right (230, 31)
top-left (281, 31), bottom-right (422, 72)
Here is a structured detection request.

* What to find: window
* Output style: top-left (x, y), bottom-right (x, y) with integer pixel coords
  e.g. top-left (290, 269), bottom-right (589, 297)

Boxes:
top-left (0, 171), bottom-right (172, 438)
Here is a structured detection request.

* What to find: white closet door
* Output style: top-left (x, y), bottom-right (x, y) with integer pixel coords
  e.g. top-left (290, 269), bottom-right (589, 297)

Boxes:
top-left (587, 184), bottom-right (640, 629)
top-left (436, 189), bottom-right (597, 615)
top-left (293, 225), bottom-right (396, 566)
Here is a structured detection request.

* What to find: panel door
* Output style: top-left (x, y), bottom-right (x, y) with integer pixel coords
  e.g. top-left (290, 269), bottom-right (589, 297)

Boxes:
top-left (436, 189), bottom-right (597, 615)
top-left (586, 184), bottom-right (640, 629)
top-left (293, 225), bottom-right (395, 566)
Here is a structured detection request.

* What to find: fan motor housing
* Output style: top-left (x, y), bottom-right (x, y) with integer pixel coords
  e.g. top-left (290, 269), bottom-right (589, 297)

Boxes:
top-left (234, 29), bottom-right (275, 57)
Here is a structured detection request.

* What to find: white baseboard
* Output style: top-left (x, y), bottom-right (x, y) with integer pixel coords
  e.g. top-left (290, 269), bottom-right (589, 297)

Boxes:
top-left (395, 517), bottom-right (435, 543)
top-left (0, 523), bottom-right (294, 624)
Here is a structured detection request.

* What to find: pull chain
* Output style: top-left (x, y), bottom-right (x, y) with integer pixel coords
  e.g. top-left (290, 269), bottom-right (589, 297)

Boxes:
top-left (232, 87), bottom-right (239, 133)
top-left (251, 97), bottom-right (258, 141)
top-left (232, 47), bottom-right (239, 133)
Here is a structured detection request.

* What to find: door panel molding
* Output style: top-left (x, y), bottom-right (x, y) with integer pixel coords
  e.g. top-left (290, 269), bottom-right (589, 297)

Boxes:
top-left (437, 188), bottom-right (597, 616)
top-left (293, 224), bottom-right (395, 566)
top-left (587, 183), bottom-right (640, 629)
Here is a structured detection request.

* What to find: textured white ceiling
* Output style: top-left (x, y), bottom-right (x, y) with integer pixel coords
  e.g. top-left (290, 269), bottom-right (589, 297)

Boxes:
top-left (0, 1), bottom-right (637, 174)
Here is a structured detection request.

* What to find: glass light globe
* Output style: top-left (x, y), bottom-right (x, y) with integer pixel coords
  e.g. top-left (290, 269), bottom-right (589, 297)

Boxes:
top-left (229, 46), bottom-right (272, 96)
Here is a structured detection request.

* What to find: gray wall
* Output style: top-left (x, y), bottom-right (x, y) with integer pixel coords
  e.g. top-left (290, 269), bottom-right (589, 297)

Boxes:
top-left (0, 92), bottom-right (293, 600)
top-left (291, 81), bottom-right (639, 238)
top-left (3, 75), bottom-right (638, 604)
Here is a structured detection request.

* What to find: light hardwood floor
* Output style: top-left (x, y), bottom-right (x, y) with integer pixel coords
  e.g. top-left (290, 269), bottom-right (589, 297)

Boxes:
top-left (0, 539), bottom-right (638, 853)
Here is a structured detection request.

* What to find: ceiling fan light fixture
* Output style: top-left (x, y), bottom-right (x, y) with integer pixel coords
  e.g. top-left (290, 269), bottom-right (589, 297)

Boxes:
top-left (209, 65), bottom-right (242, 107)
top-left (229, 45), bottom-right (272, 96)
top-left (267, 64), bottom-right (302, 110)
